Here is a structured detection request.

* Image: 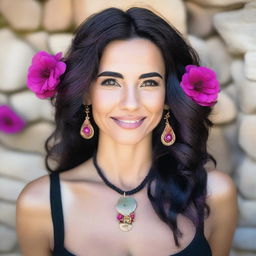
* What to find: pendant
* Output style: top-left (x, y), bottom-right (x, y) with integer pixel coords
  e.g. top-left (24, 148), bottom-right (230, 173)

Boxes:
top-left (161, 122), bottom-right (175, 146)
top-left (80, 118), bottom-right (94, 139)
top-left (116, 193), bottom-right (137, 231)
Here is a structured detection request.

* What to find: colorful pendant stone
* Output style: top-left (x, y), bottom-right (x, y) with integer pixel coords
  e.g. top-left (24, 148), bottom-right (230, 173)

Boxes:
top-left (161, 122), bottom-right (175, 146)
top-left (80, 119), bottom-right (94, 139)
top-left (116, 194), bottom-right (137, 231)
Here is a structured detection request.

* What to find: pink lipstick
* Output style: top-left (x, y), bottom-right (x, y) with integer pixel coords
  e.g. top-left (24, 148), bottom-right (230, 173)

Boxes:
top-left (111, 117), bottom-right (146, 129)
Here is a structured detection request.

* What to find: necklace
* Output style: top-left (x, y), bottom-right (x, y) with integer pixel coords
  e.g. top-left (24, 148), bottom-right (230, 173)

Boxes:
top-left (92, 152), bottom-right (154, 232)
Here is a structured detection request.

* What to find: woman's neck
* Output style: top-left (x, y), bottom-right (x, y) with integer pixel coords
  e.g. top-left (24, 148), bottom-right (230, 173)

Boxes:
top-left (95, 135), bottom-right (153, 190)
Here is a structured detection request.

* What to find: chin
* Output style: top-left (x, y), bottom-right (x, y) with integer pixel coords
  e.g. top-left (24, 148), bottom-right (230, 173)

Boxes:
top-left (109, 133), bottom-right (151, 146)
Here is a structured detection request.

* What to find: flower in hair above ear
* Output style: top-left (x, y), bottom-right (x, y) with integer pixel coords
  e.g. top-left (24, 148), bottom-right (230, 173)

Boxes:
top-left (180, 65), bottom-right (221, 107)
top-left (26, 51), bottom-right (66, 99)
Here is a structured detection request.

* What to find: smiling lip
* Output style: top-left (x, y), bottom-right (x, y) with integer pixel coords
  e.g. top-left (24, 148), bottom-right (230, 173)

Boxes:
top-left (111, 117), bottom-right (146, 129)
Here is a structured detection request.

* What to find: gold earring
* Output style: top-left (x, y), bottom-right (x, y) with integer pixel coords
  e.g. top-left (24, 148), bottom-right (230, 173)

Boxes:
top-left (80, 105), bottom-right (94, 139)
top-left (161, 111), bottom-right (176, 146)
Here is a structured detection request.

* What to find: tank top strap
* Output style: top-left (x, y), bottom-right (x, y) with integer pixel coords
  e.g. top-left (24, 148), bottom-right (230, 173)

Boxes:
top-left (49, 171), bottom-right (65, 250)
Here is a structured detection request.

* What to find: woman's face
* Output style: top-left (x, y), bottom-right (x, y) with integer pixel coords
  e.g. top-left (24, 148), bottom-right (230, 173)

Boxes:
top-left (87, 38), bottom-right (166, 145)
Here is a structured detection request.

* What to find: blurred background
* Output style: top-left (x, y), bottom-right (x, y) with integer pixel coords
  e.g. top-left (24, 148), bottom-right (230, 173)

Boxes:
top-left (0, 0), bottom-right (255, 255)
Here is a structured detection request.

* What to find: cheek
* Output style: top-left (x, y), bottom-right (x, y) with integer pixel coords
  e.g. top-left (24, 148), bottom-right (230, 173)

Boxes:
top-left (91, 89), bottom-right (119, 111)
top-left (141, 89), bottom-right (165, 112)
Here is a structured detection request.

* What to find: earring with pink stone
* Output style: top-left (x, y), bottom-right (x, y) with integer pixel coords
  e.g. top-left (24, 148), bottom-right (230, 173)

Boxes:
top-left (161, 111), bottom-right (176, 146)
top-left (80, 104), bottom-right (94, 139)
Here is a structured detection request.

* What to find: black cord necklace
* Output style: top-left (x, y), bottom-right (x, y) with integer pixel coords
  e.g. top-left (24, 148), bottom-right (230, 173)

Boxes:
top-left (92, 151), bottom-right (154, 231)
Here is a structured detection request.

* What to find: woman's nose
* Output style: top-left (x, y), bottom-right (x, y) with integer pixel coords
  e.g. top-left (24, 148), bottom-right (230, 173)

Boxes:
top-left (119, 86), bottom-right (140, 110)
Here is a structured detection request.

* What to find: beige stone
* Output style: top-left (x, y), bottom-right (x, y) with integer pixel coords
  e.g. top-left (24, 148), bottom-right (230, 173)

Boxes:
top-left (188, 0), bottom-right (249, 7)
top-left (231, 59), bottom-right (244, 84)
top-left (0, 28), bottom-right (35, 92)
top-left (24, 31), bottom-right (50, 52)
top-left (232, 252), bottom-right (256, 256)
top-left (210, 91), bottom-right (237, 124)
top-left (222, 122), bottom-right (243, 173)
top-left (233, 227), bottom-right (256, 251)
top-left (0, 177), bottom-right (26, 202)
top-left (0, 122), bottom-right (55, 154)
top-left (0, 201), bottom-right (16, 228)
top-left (207, 126), bottom-right (233, 174)
top-left (0, 92), bottom-right (8, 104)
top-left (238, 80), bottom-right (256, 114)
top-left (0, 0), bottom-right (41, 30)
top-left (238, 196), bottom-right (256, 226)
top-left (10, 91), bottom-right (54, 122)
top-left (231, 60), bottom-right (256, 114)
top-left (188, 35), bottom-right (232, 84)
top-left (223, 83), bottom-right (238, 107)
top-left (48, 33), bottom-right (73, 55)
top-left (73, 0), bottom-right (187, 34)
top-left (43, 0), bottom-right (72, 31)
top-left (238, 115), bottom-right (256, 160)
top-left (187, 35), bottom-right (209, 66)
top-left (185, 2), bottom-right (220, 37)
top-left (213, 3), bottom-right (256, 54)
top-left (0, 147), bottom-right (47, 182)
top-left (229, 250), bottom-right (239, 256)
top-left (244, 51), bottom-right (256, 81)
top-left (0, 225), bottom-right (16, 252)
top-left (206, 36), bottom-right (232, 85)
top-left (235, 156), bottom-right (256, 199)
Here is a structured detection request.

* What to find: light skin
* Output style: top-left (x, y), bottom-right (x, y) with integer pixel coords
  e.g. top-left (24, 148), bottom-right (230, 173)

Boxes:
top-left (85, 38), bottom-right (166, 190)
top-left (16, 37), bottom-right (238, 256)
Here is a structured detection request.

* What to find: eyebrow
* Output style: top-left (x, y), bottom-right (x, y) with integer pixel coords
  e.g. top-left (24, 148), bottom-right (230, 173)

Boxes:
top-left (96, 71), bottom-right (163, 79)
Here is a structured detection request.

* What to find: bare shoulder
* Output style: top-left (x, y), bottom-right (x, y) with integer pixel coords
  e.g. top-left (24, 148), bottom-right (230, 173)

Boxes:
top-left (206, 169), bottom-right (237, 199)
top-left (16, 174), bottom-right (52, 256)
top-left (17, 174), bottom-right (51, 207)
top-left (16, 171), bottom-right (52, 213)
top-left (205, 169), bottom-right (238, 256)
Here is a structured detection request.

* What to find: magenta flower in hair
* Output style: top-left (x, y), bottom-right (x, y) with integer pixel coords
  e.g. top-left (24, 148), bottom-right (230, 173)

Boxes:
top-left (180, 65), bottom-right (221, 107)
top-left (0, 105), bottom-right (26, 134)
top-left (27, 51), bottom-right (66, 99)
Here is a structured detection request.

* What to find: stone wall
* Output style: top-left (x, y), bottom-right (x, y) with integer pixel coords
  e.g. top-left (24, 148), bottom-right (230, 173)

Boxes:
top-left (0, 0), bottom-right (255, 255)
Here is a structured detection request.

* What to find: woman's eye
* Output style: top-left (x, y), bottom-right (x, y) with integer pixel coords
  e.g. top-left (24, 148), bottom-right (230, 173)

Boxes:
top-left (101, 79), bottom-right (120, 86)
top-left (142, 80), bottom-right (159, 87)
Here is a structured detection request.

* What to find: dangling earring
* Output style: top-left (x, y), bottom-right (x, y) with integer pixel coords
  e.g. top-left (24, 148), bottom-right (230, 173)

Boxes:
top-left (161, 111), bottom-right (176, 146)
top-left (80, 104), bottom-right (94, 139)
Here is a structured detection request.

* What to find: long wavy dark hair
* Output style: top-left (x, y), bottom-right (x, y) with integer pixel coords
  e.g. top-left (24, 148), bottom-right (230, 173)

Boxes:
top-left (45, 7), bottom-right (217, 247)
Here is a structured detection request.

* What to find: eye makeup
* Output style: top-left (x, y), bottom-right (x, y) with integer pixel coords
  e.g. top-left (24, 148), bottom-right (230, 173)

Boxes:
top-left (100, 78), bottom-right (159, 87)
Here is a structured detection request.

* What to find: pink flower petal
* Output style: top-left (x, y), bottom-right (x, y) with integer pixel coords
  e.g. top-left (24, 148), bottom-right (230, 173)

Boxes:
top-left (180, 64), bottom-right (221, 107)
top-left (56, 62), bottom-right (66, 75)
top-left (26, 51), bottom-right (66, 99)
top-left (186, 89), bottom-right (200, 98)
top-left (181, 75), bottom-right (194, 89)
top-left (54, 52), bottom-right (63, 61)
top-left (48, 70), bottom-right (57, 88)
top-left (200, 66), bottom-right (216, 80)
top-left (185, 65), bottom-right (197, 73)
top-left (0, 105), bottom-right (26, 134)
top-left (36, 89), bottom-right (57, 99)
top-left (188, 68), bottom-right (204, 84)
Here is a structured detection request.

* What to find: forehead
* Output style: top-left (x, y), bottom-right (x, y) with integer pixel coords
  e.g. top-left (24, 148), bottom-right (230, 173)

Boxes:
top-left (98, 38), bottom-right (165, 76)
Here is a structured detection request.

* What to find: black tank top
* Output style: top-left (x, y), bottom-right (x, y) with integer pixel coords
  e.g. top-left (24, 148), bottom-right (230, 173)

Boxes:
top-left (49, 171), bottom-right (212, 256)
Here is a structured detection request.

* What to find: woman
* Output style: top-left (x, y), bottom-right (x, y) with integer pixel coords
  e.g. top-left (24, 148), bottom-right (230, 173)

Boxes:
top-left (16, 7), bottom-right (238, 256)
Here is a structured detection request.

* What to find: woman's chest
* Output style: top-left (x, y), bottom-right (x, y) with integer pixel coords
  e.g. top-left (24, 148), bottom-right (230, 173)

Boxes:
top-left (57, 182), bottom-right (201, 256)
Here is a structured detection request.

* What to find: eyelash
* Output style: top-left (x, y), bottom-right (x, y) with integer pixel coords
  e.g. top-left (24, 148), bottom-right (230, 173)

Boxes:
top-left (100, 79), bottom-right (159, 87)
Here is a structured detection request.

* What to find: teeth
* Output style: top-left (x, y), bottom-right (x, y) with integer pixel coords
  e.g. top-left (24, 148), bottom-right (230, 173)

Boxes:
top-left (119, 119), bottom-right (141, 123)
